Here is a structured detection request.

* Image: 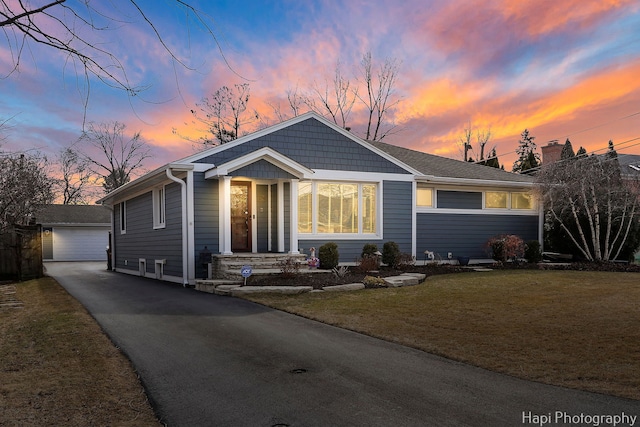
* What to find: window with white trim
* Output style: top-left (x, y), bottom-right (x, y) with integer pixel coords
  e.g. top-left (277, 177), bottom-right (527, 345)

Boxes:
top-left (416, 185), bottom-right (434, 207)
top-left (486, 191), bottom-right (534, 210)
top-left (120, 201), bottom-right (127, 234)
top-left (153, 186), bottom-right (166, 229)
top-left (511, 192), bottom-right (533, 209)
top-left (486, 191), bottom-right (508, 209)
top-left (298, 181), bottom-right (378, 235)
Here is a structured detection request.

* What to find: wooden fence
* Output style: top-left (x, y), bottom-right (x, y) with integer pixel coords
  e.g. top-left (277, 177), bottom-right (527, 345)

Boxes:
top-left (0, 225), bottom-right (43, 281)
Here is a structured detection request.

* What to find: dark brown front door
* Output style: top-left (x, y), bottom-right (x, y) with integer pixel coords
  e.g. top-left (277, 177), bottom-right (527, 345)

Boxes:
top-left (231, 182), bottom-right (252, 252)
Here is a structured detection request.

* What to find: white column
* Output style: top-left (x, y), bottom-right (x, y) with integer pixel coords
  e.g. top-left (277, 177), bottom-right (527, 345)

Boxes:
top-left (277, 180), bottom-right (285, 252)
top-left (289, 179), bottom-right (300, 254)
top-left (219, 176), bottom-right (233, 255)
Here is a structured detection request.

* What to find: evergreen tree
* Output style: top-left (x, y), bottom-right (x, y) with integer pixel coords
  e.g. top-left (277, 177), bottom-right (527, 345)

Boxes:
top-left (484, 148), bottom-right (501, 169)
top-left (512, 129), bottom-right (540, 173)
top-left (576, 146), bottom-right (588, 157)
top-left (606, 140), bottom-right (618, 161)
top-left (560, 138), bottom-right (575, 160)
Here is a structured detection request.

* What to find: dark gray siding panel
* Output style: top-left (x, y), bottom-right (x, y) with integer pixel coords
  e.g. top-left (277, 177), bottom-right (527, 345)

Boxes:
top-left (437, 190), bottom-right (482, 209)
top-left (299, 239), bottom-right (385, 264)
top-left (230, 160), bottom-right (297, 179)
top-left (193, 173), bottom-right (219, 277)
top-left (416, 213), bottom-right (539, 259)
top-left (195, 118), bottom-right (409, 174)
top-left (382, 181), bottom-right (413, 253)
top-left (256, 185), bottom-right (269, 252)
top-left (114, 182), bottom-right (183, 277)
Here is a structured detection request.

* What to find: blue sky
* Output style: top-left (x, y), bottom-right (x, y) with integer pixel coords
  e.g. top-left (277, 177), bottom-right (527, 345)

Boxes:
top-left (2, 0), bottom-right (640, 176)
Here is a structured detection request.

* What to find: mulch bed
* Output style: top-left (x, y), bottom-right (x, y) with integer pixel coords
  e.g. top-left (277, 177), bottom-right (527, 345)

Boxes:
top-left (244, 261), bottom-right (640, 290)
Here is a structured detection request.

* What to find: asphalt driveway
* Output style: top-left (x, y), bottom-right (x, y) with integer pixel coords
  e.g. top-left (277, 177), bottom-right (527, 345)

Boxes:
top-left (46, 262), bottom-right (640, 427)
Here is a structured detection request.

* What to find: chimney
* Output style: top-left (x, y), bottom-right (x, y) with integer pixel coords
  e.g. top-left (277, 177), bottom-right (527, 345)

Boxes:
top-left (541, 141), bottom-right (563, 165)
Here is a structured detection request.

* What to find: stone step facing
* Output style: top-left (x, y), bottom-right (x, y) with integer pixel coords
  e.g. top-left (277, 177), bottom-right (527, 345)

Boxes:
top-left (210, 253), bottom-right (308, 279)
top-left (194, 272), bottom-right (427, 296)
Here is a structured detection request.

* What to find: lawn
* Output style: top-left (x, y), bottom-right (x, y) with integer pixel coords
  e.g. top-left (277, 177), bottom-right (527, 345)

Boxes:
top-left (0, 277), bottom-right (160, 426)
top-left (243, 269), bottom-right (640, 400)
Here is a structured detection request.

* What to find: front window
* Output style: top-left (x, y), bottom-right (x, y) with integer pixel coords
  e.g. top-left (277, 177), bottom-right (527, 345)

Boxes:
top-left (486, 191), bottom-right (508, 209)
top-left (120, 201), bottom-right (127, 234)
top-left (153, 186), bottom-right (166, 229)
top-left (298, 182), bottom-right (313, 233)
top-left (416, 185), bottom-right (433, 207)
top-left (298, 181), bottom-right (378, 235)
top-left (511, 192), bottom-right (533, 209)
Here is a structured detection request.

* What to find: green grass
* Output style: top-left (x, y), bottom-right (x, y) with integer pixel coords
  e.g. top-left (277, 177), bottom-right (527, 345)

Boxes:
top-left (0, 277), bottom-right (159, 426)
top-left (243, 270), bottom-right (640, 400)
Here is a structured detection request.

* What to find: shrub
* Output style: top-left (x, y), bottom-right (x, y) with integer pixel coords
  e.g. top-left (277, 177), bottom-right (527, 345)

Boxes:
top-left (361, 243), bottom-right (379, 258)
top-left (357, 254), bottom-right (379, 273)
top-left (277, 257), bottom-right (300, 278)
top-left (487, 234), bottom-right (525, 263)
top-left (395, 253), bottom-right (415, 269)
top-left (319, 242), bottom-right (339, 269)
top-left (332, 265), bottom-right (349, 279)
top-left (382, 241), bottom-right (401, 266)
top-left (524, 240), bottom-right (543, 263)
top-left (362, 275), bottom-right (387, 288)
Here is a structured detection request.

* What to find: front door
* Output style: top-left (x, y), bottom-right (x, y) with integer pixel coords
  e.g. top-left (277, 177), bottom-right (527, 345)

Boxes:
top-left (231, 182), bottom-right (252, 252)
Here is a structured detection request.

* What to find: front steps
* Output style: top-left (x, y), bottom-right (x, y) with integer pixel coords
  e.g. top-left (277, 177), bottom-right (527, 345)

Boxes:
top-left (207, 253), bottom-right (322, 279)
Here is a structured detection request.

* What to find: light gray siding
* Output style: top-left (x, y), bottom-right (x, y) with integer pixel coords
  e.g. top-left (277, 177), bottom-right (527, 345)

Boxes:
top-left (195, 118), bottom-right (410, 174)
top-left (437, 190), bottom-right (482, 209)
top-left (416, 213), bottom-right (539, 259)
top-left (114, 182), bottom-right (183, 277)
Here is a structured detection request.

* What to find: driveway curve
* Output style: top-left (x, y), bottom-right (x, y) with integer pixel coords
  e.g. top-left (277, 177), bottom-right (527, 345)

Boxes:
top-left (46, 262), bottom-right (640, 427)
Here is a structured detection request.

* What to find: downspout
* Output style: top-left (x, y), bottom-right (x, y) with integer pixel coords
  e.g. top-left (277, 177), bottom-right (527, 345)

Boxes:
top-left (166, 168), bottom-right (189, 287)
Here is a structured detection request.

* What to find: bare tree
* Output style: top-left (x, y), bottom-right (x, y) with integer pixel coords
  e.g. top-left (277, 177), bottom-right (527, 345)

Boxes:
top-left (0, 1), bottom-right (228, 110)
top-left (536, 154), bottom-right (640, 261)
top-left (77, 121), bottom-right (151, 194)
top-left (459, 121), bottom-right (494, 164)
top-left (357, 52), bottom-right (401, 141)
top-left (307, 60), bottom-right (357, 129)
top-left (267, 85), bottom-right (307, 123)
top-left (183, 83), bottom-right (259, 146)
top-left (56, 147), bottom-right (96, 204)
top-left (0, 153), bottom-right (54, 234)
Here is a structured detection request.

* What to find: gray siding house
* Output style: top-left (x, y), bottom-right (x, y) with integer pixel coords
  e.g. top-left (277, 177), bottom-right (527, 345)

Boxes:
top-left (98, 112), bottom-right (540, 285)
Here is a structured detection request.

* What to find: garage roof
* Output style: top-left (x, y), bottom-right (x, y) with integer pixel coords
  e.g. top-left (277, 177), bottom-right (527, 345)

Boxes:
top-left (37, 205), bottom-right (111, 225)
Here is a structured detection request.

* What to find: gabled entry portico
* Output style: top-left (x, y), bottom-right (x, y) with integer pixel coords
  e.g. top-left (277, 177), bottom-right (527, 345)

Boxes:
top-left (205, 147), bottom-right (314, 256)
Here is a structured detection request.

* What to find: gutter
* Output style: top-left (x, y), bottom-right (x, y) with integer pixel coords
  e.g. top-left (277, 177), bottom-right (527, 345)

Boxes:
top-left (416, 175), bottom-right (535, 188)
top-left (166, 168), bottom-right (189, 287)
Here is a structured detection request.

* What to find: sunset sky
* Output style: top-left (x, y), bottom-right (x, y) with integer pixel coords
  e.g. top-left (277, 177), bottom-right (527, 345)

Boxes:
top-left (2, 0), bottom-right (640, 175)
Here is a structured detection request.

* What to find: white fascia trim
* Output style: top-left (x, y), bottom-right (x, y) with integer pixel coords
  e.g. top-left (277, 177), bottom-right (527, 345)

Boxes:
top-left (417, 175), bottom-right (535, 188)
top-left (204, 147), bottom-right (315, 179)
top-left (310, 169), bottom-right (414, 182)
top-left (97, 163), bottom-right (194, 205)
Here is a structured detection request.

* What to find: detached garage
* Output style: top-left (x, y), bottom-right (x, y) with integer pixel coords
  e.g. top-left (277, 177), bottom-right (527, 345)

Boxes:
top-left (38, 205), bottom-right (111, 261)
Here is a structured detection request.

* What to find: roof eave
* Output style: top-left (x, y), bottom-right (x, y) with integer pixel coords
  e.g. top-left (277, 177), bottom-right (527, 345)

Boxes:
top-left (416, 175), bottom-right (535, 188)
top-left (96, 163), bottom-right (194, 206)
